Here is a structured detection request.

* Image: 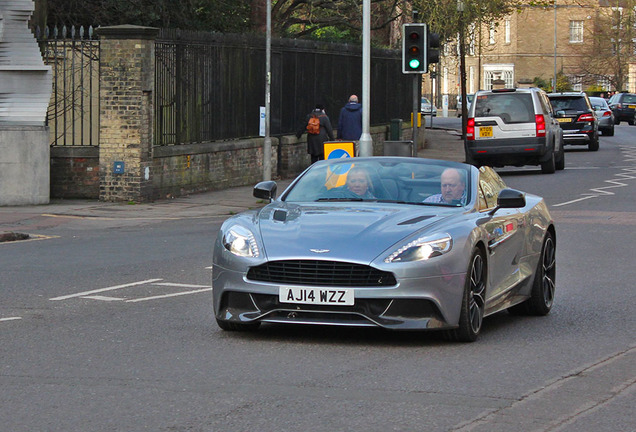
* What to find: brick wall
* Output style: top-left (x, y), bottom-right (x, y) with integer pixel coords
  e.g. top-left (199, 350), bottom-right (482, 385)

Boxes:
top-left (152, 139), bottom-right (279, 200)
top-left (50, 147), bottom-right (99, 198)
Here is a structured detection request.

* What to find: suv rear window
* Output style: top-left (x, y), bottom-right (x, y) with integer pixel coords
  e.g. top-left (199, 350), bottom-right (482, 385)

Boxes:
top-left (474, 93), bottom-right (534, 124)
top-left (549, 96), bottom-right (588, 111)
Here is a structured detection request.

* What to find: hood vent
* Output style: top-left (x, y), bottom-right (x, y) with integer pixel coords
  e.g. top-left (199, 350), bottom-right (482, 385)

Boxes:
top-left (398, 215), bottom-right (434, 225)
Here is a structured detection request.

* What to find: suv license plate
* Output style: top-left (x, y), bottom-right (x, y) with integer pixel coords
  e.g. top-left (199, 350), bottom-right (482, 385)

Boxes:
top-left (279, 287), bottom-right (354, 306)
top-left (557, 118), bottom-right (572, 123)
top-left (479, 126), bottom-right (493, 138)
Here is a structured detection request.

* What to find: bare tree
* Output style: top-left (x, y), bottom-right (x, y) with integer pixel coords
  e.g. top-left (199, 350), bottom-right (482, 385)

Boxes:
top-left (572, 0), bottom-right (636, 92)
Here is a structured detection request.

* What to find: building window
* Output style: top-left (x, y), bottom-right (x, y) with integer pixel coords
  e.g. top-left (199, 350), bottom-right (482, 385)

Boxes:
top-left (504, 20), bottom-right (511, 44)
top-left (484, 65), bottom-right (514, 89)
top-left (597, 77), bottom-right (611, 91)
top-left (469, 66), bottom-right (475, 94)
top-left (489, 24), bottom-right (495, 45)
top-left (570, 20), bottom-right (583, 43)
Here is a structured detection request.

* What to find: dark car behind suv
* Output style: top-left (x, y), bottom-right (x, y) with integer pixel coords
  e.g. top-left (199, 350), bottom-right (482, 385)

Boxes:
top-left (548, 92), bottom-right (599, 151)
top-left (608, 92), bottom-right (636, 125)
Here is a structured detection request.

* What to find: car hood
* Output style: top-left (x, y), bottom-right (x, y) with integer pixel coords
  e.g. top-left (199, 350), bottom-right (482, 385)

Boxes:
top-left (255, 202), bottom-right (453, 264)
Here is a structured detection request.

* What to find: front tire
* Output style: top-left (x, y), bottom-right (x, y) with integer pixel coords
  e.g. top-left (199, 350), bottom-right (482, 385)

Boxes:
top-left (508, 232), bottom-right (556, 316)
top-left (447, 248), bottom-right (486, 342)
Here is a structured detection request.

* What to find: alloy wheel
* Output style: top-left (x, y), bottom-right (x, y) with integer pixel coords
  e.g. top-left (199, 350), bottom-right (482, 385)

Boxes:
top-left (468, 253), bottom-right (486, 334)
top-left (541, 236), bottom-right (556, 308)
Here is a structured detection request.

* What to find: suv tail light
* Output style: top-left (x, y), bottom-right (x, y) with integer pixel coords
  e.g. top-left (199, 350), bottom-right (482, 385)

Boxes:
top-left (577, 113), bottom-right (594, 122)
top-left (466, 118), bottom-right (475, 140)
top-left (535, 114), bottom-right (546, 137)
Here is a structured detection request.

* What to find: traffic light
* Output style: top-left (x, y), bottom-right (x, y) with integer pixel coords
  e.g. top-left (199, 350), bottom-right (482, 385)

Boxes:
top-left (402, 23), bottom-right (426, 74)
top-left (427, 29), bottom-right (440, 69)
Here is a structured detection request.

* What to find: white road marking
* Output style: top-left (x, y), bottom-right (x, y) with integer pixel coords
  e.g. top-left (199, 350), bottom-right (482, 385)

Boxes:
top-left (0, 317), bottom-right (22, 322)
top-left (125, 287), bottom-right (213, 303)
top-left (553, 148), bottom-right (636, 207)
top-left (49, 279), bottom-right (163, 301)
top-left (151, 282), bottom-right (211, 288)
top-left (80, 295), bottom-right (125, 301)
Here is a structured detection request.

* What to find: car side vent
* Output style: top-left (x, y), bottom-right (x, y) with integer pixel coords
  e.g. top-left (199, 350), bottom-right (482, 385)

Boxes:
top-left (273, 210), bottom-right (287, 221)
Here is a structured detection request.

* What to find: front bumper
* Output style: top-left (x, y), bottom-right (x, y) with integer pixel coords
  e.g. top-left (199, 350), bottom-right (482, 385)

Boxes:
top-left (213, 264), bottom-right (466, 331)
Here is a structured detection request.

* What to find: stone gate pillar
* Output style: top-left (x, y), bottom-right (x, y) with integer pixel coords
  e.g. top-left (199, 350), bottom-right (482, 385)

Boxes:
top-left (0, 0), bottom-right (52, 205)
top-left (95, 25), bottom-right (158, 202)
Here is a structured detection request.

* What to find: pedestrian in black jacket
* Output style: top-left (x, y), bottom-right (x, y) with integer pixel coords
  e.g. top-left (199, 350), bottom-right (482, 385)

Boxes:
top-left (296, 104), bottom-right (335, 163)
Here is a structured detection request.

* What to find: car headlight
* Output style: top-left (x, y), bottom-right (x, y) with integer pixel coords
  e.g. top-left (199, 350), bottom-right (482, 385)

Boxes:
top-left (385, 233), bottom-right (452, 263)
top-left (222, 225), bottom-right (260, 257)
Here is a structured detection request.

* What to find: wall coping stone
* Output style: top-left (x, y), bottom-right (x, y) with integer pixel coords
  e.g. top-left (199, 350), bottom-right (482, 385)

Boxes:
top-left (51, 146), bottom-right (98, 158)
top-left (96, 25), bottom-right (160, 40)
top-left (153, 137), bottom-right (280, 158)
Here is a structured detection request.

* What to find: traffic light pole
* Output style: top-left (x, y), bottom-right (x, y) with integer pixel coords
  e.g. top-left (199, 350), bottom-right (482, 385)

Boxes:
top-left (412, 75), bottom-right (420, 157)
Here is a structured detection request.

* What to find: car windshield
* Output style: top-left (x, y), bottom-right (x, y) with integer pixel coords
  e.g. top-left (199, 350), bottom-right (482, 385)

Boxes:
top-left (282, 158), bottom-right (472, 207)
top-left (474, 93), bottom-right (534, 124)
top-left (549, 96), bottom-right (588, 111)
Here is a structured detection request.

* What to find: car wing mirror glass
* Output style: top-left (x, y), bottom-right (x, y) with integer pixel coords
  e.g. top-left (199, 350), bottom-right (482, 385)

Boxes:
top-left (254, 181), bottom-right (277, 201)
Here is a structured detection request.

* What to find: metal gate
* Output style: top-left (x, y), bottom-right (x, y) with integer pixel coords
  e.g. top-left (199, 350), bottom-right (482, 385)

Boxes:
top-left (36, 25), bottom-right (100, 147)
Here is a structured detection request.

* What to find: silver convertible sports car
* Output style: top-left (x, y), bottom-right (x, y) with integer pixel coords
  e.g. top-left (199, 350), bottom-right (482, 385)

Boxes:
top-left (213, 157), bottom-right (556, 342)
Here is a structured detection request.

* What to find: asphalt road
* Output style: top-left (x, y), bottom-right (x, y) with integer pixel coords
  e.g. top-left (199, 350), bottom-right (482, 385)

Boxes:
top-left (1, 122), bottom-right (635, 432)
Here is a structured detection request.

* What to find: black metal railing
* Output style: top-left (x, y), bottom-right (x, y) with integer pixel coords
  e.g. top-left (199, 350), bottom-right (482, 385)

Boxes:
top-left (36, 25), bottom-right (100, 147)
top-left (154, 29), bottom-right (413, 146)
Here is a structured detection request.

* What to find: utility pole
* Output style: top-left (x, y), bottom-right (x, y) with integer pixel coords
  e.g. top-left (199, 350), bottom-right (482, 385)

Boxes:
top-left (263, 0), bottom-right (272, 180)
top-left (358, 0), bottom-right (373, 157)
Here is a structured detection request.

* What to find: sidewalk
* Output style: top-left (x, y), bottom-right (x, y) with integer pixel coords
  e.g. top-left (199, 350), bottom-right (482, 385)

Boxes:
top-left (0, 127), bottom-right (464, 233)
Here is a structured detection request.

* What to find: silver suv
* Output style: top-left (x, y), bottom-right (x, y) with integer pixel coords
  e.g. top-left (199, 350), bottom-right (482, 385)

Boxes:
top-left (465, 88), bottom-right (564, 174)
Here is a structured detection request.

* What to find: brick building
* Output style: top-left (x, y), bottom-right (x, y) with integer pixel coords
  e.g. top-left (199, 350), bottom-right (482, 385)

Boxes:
top-left (436, 0), bottom-right (636, 99)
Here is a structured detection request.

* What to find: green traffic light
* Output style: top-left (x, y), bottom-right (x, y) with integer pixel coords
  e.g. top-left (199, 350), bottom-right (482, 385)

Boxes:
top-left (409, 59), bottom-right (420, 69)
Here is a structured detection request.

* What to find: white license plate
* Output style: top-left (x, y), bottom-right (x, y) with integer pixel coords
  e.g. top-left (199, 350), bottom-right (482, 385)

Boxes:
top-left (279, 287), bottom-right (354, 306)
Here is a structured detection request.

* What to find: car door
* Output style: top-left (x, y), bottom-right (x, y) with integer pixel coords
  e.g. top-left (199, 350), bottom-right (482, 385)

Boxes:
top-left (477, 167), bottom-right (526, 305)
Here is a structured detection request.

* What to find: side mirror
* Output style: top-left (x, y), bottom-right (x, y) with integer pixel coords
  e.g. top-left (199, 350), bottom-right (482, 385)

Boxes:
top-left (253, 181), bottom-right (277, 201)
top-left (488, 188), bottom-right (526, 215)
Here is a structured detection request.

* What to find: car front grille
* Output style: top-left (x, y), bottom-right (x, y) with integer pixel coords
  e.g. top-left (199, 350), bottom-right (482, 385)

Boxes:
top-left (247, 260), bottom-right (397, 287)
